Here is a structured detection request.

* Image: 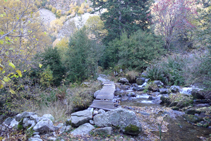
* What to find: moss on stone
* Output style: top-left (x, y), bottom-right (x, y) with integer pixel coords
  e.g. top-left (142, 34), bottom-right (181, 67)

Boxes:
top-left (124, 124), bottom-right (140, 136)
top-left (17, 118), bottom-right (24, 130)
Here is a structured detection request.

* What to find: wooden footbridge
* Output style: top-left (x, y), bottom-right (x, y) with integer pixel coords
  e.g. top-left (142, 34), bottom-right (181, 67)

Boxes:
top-left (89, 76), bottom-right (117, 110)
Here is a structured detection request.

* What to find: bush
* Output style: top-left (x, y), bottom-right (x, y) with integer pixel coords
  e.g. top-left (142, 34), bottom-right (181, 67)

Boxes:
top-left (126, 70), bottom-right (138, 83)
top-left (64, 28), bottom-right (102, 83)
top-left (146, 55), bottom-right (186, 85)
top-left (195, 51), bottom-right (211, 90)
top-left (31, 47), bottom-right (65, 87)
top-left (100, 30), bottom-right (165, 71)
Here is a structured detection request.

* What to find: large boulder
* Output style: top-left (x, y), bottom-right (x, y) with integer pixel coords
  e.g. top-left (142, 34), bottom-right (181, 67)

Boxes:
top-left (191, 89), bottom-right (205, 99)
top-left (33, 118), bottom-right (55, 134)
top-left (118, 78), bottom-right (129, 84)
top-left (67, 109), bottom-right (92, 127)
top-left (70, 123), bottom-right (95, 136)
top-left (94, 107), bottom-right (142, 135)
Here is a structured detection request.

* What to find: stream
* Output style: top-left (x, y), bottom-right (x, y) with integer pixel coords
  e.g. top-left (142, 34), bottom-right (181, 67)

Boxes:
top-left (98, 74), bottom-right (211, 141)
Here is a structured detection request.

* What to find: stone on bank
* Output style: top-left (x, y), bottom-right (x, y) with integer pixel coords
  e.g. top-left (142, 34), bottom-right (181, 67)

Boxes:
top-left (94, 107), bottom-right (142, 135)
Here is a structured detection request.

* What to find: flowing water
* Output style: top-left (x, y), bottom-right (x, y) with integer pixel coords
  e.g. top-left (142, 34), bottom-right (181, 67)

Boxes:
top-left (97, 75), bottom-right (211, 140)
top-left (118, 88), bottom-right (211, 141)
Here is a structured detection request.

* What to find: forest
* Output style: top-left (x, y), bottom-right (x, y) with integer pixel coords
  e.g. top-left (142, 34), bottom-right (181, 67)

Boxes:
top-left (0, 0), bottom-right (211, 140)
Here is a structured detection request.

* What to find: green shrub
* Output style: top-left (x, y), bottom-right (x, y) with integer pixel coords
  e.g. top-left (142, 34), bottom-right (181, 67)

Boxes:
top-left (100, 30), bottom-right (165, 71)
top-left (65, 28), bottom-right (102, 83)
top-left (40, 66), bottom-right (53, 87)
top-left (40, 47), bottom-right (65, 86)
top-left (195, 51), bottom-right (211, 90)
top-left (146, 55), bottom-right (186, 85)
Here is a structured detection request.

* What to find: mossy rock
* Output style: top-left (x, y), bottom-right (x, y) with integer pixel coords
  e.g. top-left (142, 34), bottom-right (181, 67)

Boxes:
top-left (197, 121), bottom-right (209, 128)
top-left (183, 114), bottom-right (203, 123)
top-left (124, 124), bottom-right (140, 136)
top-left (160, 96), bottom-right (171, 105)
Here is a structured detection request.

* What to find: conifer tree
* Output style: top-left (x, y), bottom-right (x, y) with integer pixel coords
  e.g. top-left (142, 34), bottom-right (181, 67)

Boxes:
top-left (91, 0), bottom-right (152, 43)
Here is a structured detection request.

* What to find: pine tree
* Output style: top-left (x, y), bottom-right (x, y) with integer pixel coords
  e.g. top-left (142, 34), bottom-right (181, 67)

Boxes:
top-left (91, 0), bottom-right (152, 44)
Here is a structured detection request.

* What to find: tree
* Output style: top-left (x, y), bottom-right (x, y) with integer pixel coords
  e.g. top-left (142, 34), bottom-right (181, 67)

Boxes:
top-left (100, 30), bottom-right (164, 70)
top-left (151, 0), bottom-right (198, 50)
top-left (65, 28), bottom-right (103, 83)
top-left (85, 15), bottom-right (108, 41)
top-left (0, 0), bottom-right (50, 88)
top-left (91, 0), bottom-right (152, 44)
top-left (0, 0), bottom-right (51, 113)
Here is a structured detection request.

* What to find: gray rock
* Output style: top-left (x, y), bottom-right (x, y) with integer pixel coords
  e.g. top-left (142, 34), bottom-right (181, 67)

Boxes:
top-left (120, 85), bottom-right (130, 90)
top-left (159, 88), bottom-right (168, 94)
top-left (70, 116), bottom-right (91, 127)
top-left (121, 95), bottom-right (129, 101)
top-left (132, 87), bottom-right (144, 91)
top-left (191, 89), bottom-right (205, 99)
top-left (30, 115), bottom-right (41, 123)
top-left (70, 123), bottom-right (95, 136)
top-left (136, 78), bottom-right (145, 85)
top-left (42, 114), bottom-right (54, 121)
top-left (23, 118), bottom-right (36, 129)
top-left (94, 90), bottom-right (100, 98)
top-left (98, 109), bottom-right (105, 114)
top-left (141, 72), bottom-right (147, 77)
top-left (92, 127), bottom-right (112, 136)
top-left (10, 118), bottom-right (19, 128)
top-left (153, 80), bottom-right (164, 87)
top-left (33, 118), bottom-right (55, 134)
top-left (69, 109), bottom-right (93, 127)
top-left (170, 86), bottom-right (180, 93)
top-left (65, 125), bottom-right (72, 131)
top-left (56, 123), bottom-right (64, 128)
top-left (15, 112), bottom-right (36, 122)
top-left (71, 109), bottom-right (92, 119)
top-left (118, 78), bottom-right (129, 84)
top-left (34, 135), bottom-right (40, 138)
top-left (93, 110), bottom-right (98, 115)
top-left (59, 125), bottom-right (72, 134)
top-left (94, 107), bottom-right (142, 135)
top-left (89, 120), bottom-right (94, 125)
top-left (33, 132), bottom-right (40, 135)
top-left (3, 117), bottom-right (13, 126)
top-left (28, 137), bottom-right (43, 141)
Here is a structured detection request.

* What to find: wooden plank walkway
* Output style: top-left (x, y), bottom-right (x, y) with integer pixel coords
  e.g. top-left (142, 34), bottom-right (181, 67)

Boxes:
top-left (90, 100), bottom-right (116, 111)
top-left (89, 79), bottom-right (116, 110)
